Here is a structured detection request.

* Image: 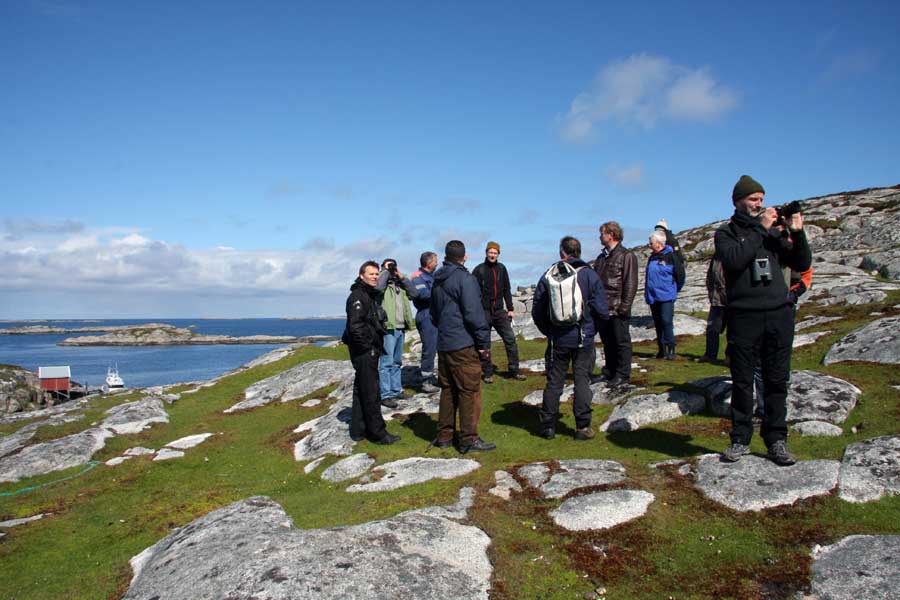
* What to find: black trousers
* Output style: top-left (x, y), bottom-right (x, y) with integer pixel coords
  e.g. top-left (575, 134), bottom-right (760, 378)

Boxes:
top-left (350, 350), bottom-right (388, 440)
top-left (540, 344), bottom-right (593, 430)
top-left (726, 305), bottom-right (794, 447)
top-left (598, 316), bottom-right (632, 379)
top-left (480, 307), bottom-right (520, 376)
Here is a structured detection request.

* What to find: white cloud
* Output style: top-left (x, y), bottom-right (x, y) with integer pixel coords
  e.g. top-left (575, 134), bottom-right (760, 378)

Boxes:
top-left (606, 163), bottom-right (645, 189)
top-left (559, 54), bottom-right (738, 143)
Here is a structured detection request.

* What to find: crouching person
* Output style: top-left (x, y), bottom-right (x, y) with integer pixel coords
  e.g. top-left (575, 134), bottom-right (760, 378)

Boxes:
top-left (532, 236), bottom-right (609, 440)
top-left (430, 240), bottom-right (495, 453)
top-left (342, 261), bottom-right (400, 445)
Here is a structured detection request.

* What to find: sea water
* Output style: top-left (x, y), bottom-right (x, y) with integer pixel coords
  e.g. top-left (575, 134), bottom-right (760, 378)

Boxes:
top-left (0, 318), bottom-right (345, 389)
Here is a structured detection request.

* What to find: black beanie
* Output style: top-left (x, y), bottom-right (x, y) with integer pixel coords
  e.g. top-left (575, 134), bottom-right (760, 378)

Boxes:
top-left (732, 175), bottom-right (765, 202)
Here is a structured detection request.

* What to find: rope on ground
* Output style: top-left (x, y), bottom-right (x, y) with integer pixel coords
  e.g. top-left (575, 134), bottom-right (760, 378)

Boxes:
top-left (0, 461), bottom-right (100, 497)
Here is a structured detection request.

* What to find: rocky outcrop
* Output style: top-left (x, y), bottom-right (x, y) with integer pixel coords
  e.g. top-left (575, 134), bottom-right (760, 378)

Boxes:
top-left (101, 397), bottom-right (169, 434)
top-left (346, 458), bottom-right (480, 493)
top-left (549, 490), bottom-right (655, 531)
top-left (837, 435), bottom-right (900, 503)
top-left (693, 454), bottom-right (840, 511)
top-left (58, 324), bottom-right (324, 346)
top-left (0, 365), bottom-right (39, 414)
top-left (123, 493), bottom-right (492, 600)
top-left (0, 427), bottom-right (113, 483)
top-left (227, 359), bottom-right (355, 413)
top-left (600, 390), bottom-right (705, 432)
top-left (0, 413), bottom-right (85, 458)
top-left (517, 459), bottom-right (626, 499)
top-left (823, 316), bottom-right (900, 366)
top-left (321, 453), bottom-right (375, 483)
top-left (810, 535), bottom-right (900, 600)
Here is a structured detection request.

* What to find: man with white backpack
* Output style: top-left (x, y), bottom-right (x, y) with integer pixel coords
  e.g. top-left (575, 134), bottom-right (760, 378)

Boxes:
top-left (531, 236), bottom-right (609, 440)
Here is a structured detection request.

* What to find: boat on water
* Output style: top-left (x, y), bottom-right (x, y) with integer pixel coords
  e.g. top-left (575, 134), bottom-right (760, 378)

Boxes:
top-left (105, 364), bottom-right (125, 391)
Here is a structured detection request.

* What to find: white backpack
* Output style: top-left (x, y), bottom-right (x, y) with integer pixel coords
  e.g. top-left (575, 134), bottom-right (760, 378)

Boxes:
top-left (543, 262), bottom-right (584, 326)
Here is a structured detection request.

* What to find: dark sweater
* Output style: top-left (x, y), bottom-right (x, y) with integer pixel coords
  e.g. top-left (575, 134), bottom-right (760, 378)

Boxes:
top-left (713, 210), bottom-right (812, 311)
top-left (342, 279), bottom-right (388, 356)
top-left (472, 261), bottom-right (514, 312)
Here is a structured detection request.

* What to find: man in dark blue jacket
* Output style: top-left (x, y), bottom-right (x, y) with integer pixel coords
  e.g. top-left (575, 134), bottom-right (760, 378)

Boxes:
top-left (532, 236), bottom-right (609, 440)
top-left (430, 240), bottom-right (495, 453)
top-left (411, 251), bottom-right (439, 393)
top-left (715, 175), bottom-right (811, 466)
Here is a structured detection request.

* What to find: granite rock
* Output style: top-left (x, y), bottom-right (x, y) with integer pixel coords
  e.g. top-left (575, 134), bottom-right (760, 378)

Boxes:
top-left (794, 421), bottom-right (843, 437)
top-left (694, 453), bottom-right (840, 511)
top-left (0, 427), bottom-right (113, 483)
top-left (102, 397), bottom-right (169, 435)
top-left (346, 457), bottom-right (480, 493)
top-left (488, 470), bottom-right (523, 500)
top-left (837, 435), bottom-right (900, 503)
top-left (164, 433), bottom-right (214, 450)
top-left (229, 359), bottom-right (355, 412)
top-left (321, 453), bottom-right (375, 483)
top-left (518, 460), bottom-right (626, 499)
top-left (600, 390), bottom-right (705, 432)
top-left (549, 490), bottom-right (655, 531)
top-left (824, 316), bottom-right (900, 366)
top-left (810, 535), bottom-right (900, 600)
top-left (123, 494), bottom-right (492, 600)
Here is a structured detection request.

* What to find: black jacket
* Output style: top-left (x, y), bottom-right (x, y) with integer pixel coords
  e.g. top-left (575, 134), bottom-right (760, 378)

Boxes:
top-left (430, 261), bottom-right (491, 352)
top-left (714, 211), bottom-right (812, 311)
top-left (593, 243), bottom-right (639, 317)
top-left (472, 261), bottom-right (514, 312)
top-left (342, 278), bottom-right (388, 356)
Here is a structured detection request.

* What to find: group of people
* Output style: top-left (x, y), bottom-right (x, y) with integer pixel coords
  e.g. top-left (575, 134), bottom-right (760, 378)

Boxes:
top-left (342, 174), bottom-right (811, 465)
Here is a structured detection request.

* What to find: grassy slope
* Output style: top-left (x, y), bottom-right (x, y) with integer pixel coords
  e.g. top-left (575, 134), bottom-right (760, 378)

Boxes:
top-left (1, 294), bottom-right (899, 600)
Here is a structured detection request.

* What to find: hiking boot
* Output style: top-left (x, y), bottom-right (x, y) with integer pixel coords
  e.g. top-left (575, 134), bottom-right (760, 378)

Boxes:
top-left (420, 381), bottom-right (440, 393)
top-left (665, 345), bottom-right (676, 360)
top-left (350, 432), bottom-right (365, 442)
top-left (722, 442), bottom-right (750, 462)
top-left (767, 440), bottom-right (796, 466)
top-left (373, 433), bottom-right (401, 445)
top-left (510, 372), bottom-right (527, 381)
top-left (459, 437), bottom-right (496, 454)
top-left (574, 426), bottom-right (595, 440)
top-left (539, 427), bottom-right (555, 440)
top-left (380, 398), bottom-right (399, 409)
top-left (655, 346), bottom-right (665, 359)
top-left (432, 438), bottom-right (454, 449)
top-left (482, 375), bottom-right (494, 384)
top-left (608, 375), bottom-right (629, 389)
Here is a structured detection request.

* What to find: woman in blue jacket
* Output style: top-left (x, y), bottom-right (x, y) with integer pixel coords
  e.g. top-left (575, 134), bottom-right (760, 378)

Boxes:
top-left (645, 230), bottom-right (681, 360)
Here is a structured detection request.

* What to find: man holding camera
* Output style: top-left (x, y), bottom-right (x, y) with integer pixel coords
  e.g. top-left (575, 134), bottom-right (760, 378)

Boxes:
top-left (714, 175), bottom-right (811, 465)
top-left (376, 258), bottom-right (419, 407)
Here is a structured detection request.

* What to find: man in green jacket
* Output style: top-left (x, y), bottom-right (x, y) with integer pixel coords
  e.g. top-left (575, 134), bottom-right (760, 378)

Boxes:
top-left (376, 258), bottom-right (419, 408)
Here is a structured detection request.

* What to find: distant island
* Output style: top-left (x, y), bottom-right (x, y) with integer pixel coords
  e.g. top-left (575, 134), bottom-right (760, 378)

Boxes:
top-left (56, 324), bottom-right (337, 346)
top-left (0, 325), bottom-right (135, 335)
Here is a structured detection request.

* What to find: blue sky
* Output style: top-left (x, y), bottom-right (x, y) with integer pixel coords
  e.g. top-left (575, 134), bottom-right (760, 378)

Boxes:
top-left (2, 0), bottom-right (898, 318)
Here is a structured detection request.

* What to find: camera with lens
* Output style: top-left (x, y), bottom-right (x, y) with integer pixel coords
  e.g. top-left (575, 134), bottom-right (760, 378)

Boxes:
top-left (774, 200), bottom-right (803, 226)
top-left (384, 260), bottom-right (400, 281)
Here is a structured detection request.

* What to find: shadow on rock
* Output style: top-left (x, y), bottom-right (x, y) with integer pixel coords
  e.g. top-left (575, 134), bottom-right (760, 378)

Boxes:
top-left (400, 412), bottom-right (438, 443)
top-left (606, 428), bottom-right (715, 458)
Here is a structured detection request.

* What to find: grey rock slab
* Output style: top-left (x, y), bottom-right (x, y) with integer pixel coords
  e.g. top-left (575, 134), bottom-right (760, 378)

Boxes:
top-left (0, 428), bottom-right (36, 459)
top-left (489, 470), bottom-right (523, 500)
top-left (302, 456), bottom-right (326, 474)
top-left (105, 456), bottom-right (132, 466)
top-left (629, 313), bottom-right (707, 342)
top-left (0, 513), bottom-right (47, 528)
top-left (0, 427), bottom-right (114, 483)
top-left (786, 370), bottom-right (861, 424)
top-left (153, 448), bottom-right (185, 461)
top-left (824, 316), bottom-right (900, 365)
top-left (810, 535), bottom-right (900, 600)
top-left (321, 453), bottom-right (375, 483)
top-left (600, 390), bottom-right (705, 432)
top-left (292, 377), bottom-right (356, 463)
top-left (521, 382), bottom-right (638, 407)
top-left (517, 463), bottom-right (551, 488)
top-left (124, 446), bottom-right (155, 456)
top-left (694, 453), bottom-right (840, 511)
top-left (164, 433), bottom-right (213, 450)
top-left (518, 358), bottom-right (546, 373)
top-left (414, 486), bottom-right (477, 520)
top-left (346, 457), bottom-right (480, 493)
top-left (537, 459), bottom-right (627, 499)
top-left (796, 316), bottom-right (842, 331)
top-left (228, 359), bottom-right (354, 412)
top-left (124, 495), bottom-right (492, 600)
top-left (549, 490), bottom-right (655, 531)
top-left (793, 330), bottom-right (832, 348)
top-left (102, 397), bottom-right (169, 435)
top-left (794, 421), bottom-right (844, 437)
top-left (838, 435), bottom-right (900, 503)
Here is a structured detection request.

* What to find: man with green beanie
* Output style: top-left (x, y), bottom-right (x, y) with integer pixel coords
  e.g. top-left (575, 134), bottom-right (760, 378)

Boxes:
top-left (714, 175), bottom-right (811, 466)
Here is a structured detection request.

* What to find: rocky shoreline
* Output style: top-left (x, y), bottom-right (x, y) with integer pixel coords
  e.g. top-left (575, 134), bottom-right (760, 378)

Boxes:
top-left (57, 324), bottom-right (336, 346)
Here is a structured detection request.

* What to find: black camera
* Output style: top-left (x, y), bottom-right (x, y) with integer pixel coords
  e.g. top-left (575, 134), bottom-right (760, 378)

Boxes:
top-left (774, 200), bottom-right (803, 225)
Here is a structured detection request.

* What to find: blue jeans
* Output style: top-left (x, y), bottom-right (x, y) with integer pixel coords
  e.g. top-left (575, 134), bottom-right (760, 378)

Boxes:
top-left (415, 311), bottom-right (437, 375)
top-left (379, 329), bottom-right (405, 399)
top-left (650, 301), bottom-right (675, 347)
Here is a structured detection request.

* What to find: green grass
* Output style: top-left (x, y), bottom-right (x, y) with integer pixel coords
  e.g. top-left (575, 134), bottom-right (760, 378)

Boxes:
top-left (2, 293), bottom-right (900, 599)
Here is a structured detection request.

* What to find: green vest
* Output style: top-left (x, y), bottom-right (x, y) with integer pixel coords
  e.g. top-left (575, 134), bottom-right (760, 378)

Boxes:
top-left (382, 283), bottom-right (414, 331)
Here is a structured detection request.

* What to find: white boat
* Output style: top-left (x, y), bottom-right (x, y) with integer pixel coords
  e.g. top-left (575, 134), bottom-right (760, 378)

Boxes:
top-left (105, 364), bottom-right (125, 390)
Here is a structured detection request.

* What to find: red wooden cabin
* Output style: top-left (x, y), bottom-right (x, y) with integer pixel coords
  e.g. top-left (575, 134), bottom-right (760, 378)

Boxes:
top-left (38, 366), bottom-right (71, 393)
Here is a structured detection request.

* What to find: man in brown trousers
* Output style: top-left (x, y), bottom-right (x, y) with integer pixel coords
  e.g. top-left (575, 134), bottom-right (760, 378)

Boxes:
top-left (429, 240), bottom-right (496, 453)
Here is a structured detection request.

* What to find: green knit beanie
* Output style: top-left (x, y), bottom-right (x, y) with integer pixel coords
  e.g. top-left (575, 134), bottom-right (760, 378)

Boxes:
top-left (731, 175), bottom-right (766, 202)
top-left (732, 175), bottom-right (765, 202)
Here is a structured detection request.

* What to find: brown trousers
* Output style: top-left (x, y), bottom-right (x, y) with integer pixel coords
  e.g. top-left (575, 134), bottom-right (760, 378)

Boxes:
top-left (437, 346), bottom-right (483, 445)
